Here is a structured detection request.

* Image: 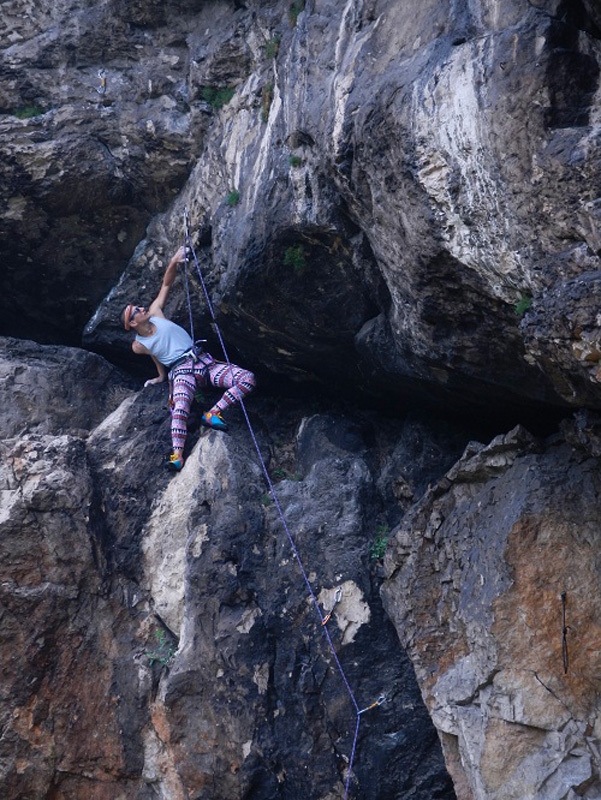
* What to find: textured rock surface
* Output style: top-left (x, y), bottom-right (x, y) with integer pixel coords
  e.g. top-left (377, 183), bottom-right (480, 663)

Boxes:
top-left (0, 432), bottom-right (132, 799)
top-left (0, 343), bottom-right (142, 798)
top-left (0, 336), bottom-right (133, 436)
top-left (0, 0), bottom-right (599, 413)
top-left (382, 417), bottom-right (601, 799)
top-left (3, 0), bottom-right (601, 798)
top-left (0, 338), bottom-right (462, 798)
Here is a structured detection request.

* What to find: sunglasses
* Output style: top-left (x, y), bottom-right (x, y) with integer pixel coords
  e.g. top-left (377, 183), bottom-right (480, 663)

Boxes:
top-left (129, 306), bottom-right (142, 323)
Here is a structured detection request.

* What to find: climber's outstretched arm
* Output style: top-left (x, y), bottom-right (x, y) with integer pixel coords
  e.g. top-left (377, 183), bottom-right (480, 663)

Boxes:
top-left (148, 246), bottom-right (186, 317)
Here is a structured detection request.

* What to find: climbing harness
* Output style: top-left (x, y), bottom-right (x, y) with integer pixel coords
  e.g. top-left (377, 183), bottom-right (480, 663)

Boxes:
top-left (180, 208), bottom-right (385, 799)
top-left (166, 348), bottom-right (197, 371)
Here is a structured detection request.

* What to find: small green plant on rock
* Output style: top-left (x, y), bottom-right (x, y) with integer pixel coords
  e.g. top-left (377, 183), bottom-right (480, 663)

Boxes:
top-left (12, 105), bottom-right (45, 119)
top-left (370, 524), bottom-right (389, 561)
top-left (226, 189), bottom-right (240, 207)
top-left (201, 85), bottom-right (236, 110)
top-left (283, 244), bottom-right (306, 274)
top-left (271, 467), bottom-right (301, 481)
top-left (289, 0), bottom-right (305, 26)
top-left (146, 628), bottom-right (176, 668)
top-left (514, 294), bottom-right (532, 316)
top-left (265, 35), bottom-right (281, 59)
top-left (289, 155), bottom-right (303, 168)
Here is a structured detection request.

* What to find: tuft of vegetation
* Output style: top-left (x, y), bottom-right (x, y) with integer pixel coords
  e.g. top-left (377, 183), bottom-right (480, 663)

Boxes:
top-left (270, 467), bottom-right (301, 481)
top-left (265, 35), bottom-right (281, 59)
top-left (226, 189), bottom-right (240, 207)
top-left (370, 524), bottom-right (389, 561)
top-left (261, 82), bottom-right (273, 123)
top-left (12, 105), bottom-right (45, 119)
top-left (201, 85), bottom-right (236, 110)
top-left (283, 244), bottom-right (306, 274)
top-left (146, 628), bottom-right (177, 668)
top-left (289, 0), bottom-right (305, 26)
top-left (289, 155), bottom-right (303, 168)
top-left (514, 294), bottom-right (532, 316)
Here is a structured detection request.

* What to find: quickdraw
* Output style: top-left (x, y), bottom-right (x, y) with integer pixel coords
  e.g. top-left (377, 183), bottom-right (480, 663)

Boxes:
top-left (358, 695), bottom-right (387, 715)
top-left (321, 586), bottom-right (343, 626)
top-left (97, 69), bottom-right (107, 95)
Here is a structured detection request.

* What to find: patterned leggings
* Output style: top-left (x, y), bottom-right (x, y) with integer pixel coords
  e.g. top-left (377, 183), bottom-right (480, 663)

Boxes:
top-left (170, 354), bottom-right (255, 452)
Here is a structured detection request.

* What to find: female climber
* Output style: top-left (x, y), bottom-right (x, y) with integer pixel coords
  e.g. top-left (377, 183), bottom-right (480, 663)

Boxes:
top-left (121, 246), bottom-right (255, 471)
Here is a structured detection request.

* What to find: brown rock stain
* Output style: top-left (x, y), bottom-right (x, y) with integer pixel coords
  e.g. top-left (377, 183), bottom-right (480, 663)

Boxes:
top-left (480, 718), bottom-right (546, 792)
top-left (495, 513), bottom-right (601, 719)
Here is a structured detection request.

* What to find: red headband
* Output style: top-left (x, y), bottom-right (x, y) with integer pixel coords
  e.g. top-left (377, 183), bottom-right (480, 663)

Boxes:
top-left (123, 304), bottom-right (134, 331)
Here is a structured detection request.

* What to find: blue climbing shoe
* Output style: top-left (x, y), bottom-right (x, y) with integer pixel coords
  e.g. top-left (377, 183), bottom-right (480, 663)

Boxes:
top-left (200, 410), bottom-right (228, 431)
top-left (166, 453), bottom-right (184, 471)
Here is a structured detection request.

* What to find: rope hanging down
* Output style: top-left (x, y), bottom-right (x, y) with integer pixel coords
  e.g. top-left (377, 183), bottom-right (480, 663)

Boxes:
top-left (181, 219), bottom-right (196, 344)
top-left (180, 208), bottom-right (385, 799)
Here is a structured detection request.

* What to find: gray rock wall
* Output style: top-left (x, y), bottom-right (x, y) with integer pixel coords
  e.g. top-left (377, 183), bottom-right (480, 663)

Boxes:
top-left (2, 0), bottom-right (601, 798)
top-left (1, 0), bottom-right (600, 414)
top-left (0, 339), bottom-right (462, 799)
top-left (382, 418), bottom-right (601, 799)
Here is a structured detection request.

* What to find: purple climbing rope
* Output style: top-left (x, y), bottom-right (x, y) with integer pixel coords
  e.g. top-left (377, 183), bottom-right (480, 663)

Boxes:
top-left (182, 210), bottom-right (369, 798)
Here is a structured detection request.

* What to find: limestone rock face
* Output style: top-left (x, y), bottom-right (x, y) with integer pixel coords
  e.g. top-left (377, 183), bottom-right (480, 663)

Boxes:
top-left (0, 432), bottom-right (132, 799)
top-left (0, 0), bottom-right (600, 414)
top-left (382, 416), bottom-right (601, 800)
top-left (3, 0), bottom-right (601, 798)
top-left (0, 343), bottom-right (142, 798)
top-left (0, 336), bottom-right (133, 436)
top-left (0, 337), bottom-right (461, 799)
